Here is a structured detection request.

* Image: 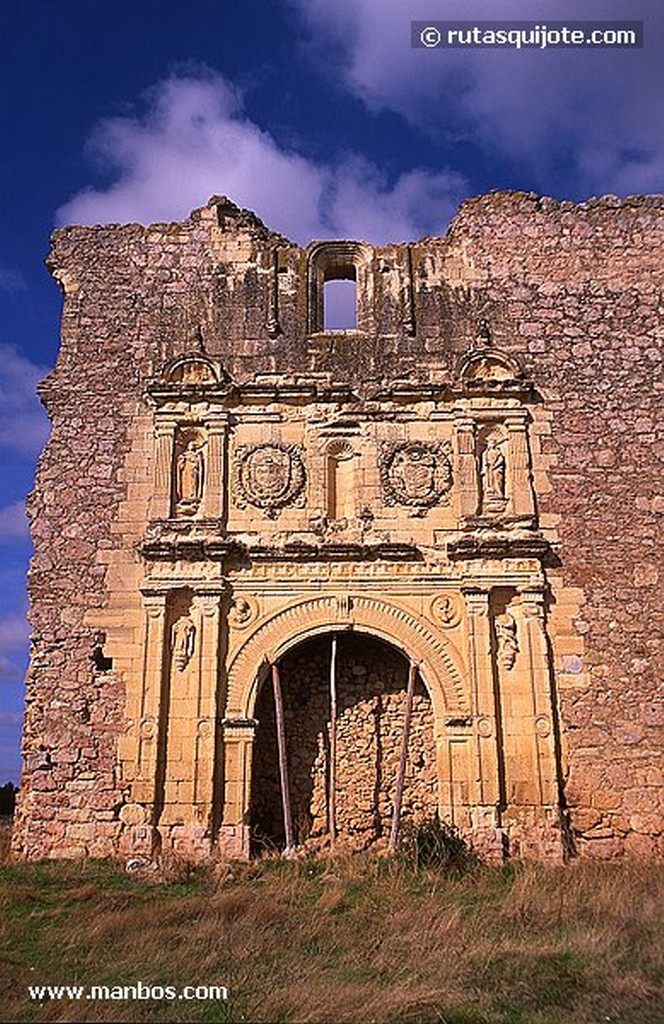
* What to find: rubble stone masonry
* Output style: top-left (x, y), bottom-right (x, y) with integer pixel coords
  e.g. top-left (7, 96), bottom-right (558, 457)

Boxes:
top-left (12, 191), bottom-right (663, 863)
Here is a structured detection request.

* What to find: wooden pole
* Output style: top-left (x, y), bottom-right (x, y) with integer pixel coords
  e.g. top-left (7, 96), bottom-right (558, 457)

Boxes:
top-left (328, 633), bottom-right (338, 848)
top-left (271, 662), bottom-right (294, 854)
top-left (389, 660), bottom-right (418, 853)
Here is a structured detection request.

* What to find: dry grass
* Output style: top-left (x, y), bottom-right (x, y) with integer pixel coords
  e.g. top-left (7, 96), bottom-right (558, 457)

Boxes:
top-left (0, 839), bottom-right (662, 1023)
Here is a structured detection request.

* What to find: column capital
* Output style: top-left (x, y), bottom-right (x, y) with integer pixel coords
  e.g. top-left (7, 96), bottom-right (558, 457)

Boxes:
top-left (153, 415), bottom-right (179, 432)
top-left (204, 412), bottom-right (230, 432)
top-left (222, 717), bottom-right (258, 740)
top-left (504, 413), bottom-right (529, 430)
top-left (518, 586), bottom-right (546, 618)
top-left (140, 588), bottom-right (168, 613)
top-left (461, 585), bottom-right (491, 615)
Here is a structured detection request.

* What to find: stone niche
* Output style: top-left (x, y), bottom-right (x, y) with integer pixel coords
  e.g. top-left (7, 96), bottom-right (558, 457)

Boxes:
top-left (12, 192), bottom-right (663, 865)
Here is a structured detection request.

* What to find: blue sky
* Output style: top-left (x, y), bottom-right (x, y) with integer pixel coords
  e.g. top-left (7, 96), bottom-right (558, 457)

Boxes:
top-left (0, 0), bottom-right (661, 782)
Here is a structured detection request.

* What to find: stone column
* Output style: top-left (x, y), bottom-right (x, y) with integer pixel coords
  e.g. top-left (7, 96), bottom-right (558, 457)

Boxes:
top-left (190, 592), bottom-right (222, 819)
top-left (462, 586), bottom-right (503, 839)
top-left (505, 414), bottom-right (535, 521)
top-left (219, 718), bottom-right (257, 859)
top-left (455, 416), bottom-right (479, 520)
top-left (518, 587), bottom-right (559, 810)
top-left (135, 591), bottom-right (167, 812)
top-left (202, 414), bottom-right (229, 521)
top-left (150, 417), bottom-right (178, 520)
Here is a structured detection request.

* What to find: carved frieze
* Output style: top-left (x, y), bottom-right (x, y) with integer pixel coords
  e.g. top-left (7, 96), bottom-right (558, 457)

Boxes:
top-left (234, 443), bottom-right (306, 518)
top-left (379, 441), bottom-right (452, 512)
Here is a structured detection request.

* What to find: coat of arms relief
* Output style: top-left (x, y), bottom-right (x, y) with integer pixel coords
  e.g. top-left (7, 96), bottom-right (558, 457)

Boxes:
top-left (379, 441), bottom-right (453, 513)
top-left (234, 443), bottom-right (306, 518)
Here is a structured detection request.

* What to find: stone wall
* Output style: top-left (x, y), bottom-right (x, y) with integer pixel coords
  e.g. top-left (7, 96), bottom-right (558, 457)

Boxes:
top-left (12, 191), bottom-right (662, 862)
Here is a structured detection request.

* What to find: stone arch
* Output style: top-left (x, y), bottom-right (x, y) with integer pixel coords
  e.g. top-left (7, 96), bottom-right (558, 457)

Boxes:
top-left (306, 241), bottom-right (374, 334)
top-left (225, 595), bottom-right (469, 723)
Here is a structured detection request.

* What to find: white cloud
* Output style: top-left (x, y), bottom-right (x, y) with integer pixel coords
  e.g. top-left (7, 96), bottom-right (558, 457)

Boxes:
top-left (0, 614), bottom-right (29, 653)
top-left (56, 72), bottom-right (468, 243)
top-left (290, 0), bottom-right (663, 197)
top-left (0, 502), bottom-right (29, 542)
top-left (0, 613), bottom-right (29, 685)
top-left (0, 711), bottom-right (22, 727)
top-left (0, 344), bottom-right (50, 456)
top-left (0, 266), bottom-right (26, 292)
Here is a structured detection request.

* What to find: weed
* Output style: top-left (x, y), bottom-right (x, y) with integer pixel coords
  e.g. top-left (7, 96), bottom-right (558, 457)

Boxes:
top-left (398, 815), bottom-right (477, 873)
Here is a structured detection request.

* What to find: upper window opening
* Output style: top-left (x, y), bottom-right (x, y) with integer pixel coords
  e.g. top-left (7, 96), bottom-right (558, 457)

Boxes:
top-left (307, 241), bottom-right (373, 335)
top-left (324, 278), bottom-right (357, 331)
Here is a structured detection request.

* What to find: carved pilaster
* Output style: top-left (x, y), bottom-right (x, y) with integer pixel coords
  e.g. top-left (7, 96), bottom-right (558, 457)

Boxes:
top-left (505, 415), bottom-right (535, 520)
top-left (190, 592), bottom-right (222, 816)
top-left (150, 418), bottom-right (177, 520)
top-left (462, 587), bottom-right (502, 821)
top-left (201, 415), bottom-right (228, 521)
top-left (136, 592), bottom-right (167, 812)
top-left (455, 417), bottom-right (479, 519)
top-left (518, 587), bottom-right (558, 808)
top-left (219, 717), bottom-right (257, 859)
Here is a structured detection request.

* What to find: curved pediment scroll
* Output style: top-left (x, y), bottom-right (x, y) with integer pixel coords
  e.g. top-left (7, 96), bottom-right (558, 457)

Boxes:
top-left (458, 348), bottom-right (524, 386)
top-left (163, 355), bottom-right (231, 387)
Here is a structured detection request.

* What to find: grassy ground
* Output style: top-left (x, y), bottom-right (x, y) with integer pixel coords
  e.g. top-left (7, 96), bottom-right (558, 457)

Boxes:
top-left (0, 826), bottom-right (662, 1023)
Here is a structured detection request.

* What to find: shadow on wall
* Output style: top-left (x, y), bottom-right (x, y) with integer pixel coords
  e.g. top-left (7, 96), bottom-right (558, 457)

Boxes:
top-left (250, 634), bottom-right (436, 854)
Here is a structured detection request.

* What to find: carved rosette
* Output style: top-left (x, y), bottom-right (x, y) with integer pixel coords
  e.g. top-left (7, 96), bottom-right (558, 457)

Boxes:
top-left (430, 592), bottom-right (462, 629)
top-left (234, 443), bottom-right (306, 518)
top-left (379, 441), bottom-right (452, 512)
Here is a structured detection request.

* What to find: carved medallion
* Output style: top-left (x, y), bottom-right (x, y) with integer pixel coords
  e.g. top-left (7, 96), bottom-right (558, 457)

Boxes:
top-left (235, 443), bottom-right (306, 517)
top-left (431, 592), bottom-right (462, 629)
top-left (228, 595), bottom-right (258, 630)
top-left (380, 442), bottom-right (452, 511)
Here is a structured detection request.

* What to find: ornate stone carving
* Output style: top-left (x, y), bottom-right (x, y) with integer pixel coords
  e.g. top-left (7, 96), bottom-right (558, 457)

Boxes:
top-left (379, 441), bottom-right (452, 512)
top-left (171, 615), bottom-right (196, 671)
top-left (234, 443), bottom-right (306, 517)
top-left (495, 612), bottom-right (518, 670)
top-left (175, 439), bottom-right (205, 514)
top-left (228, 595), bottom-right (258, 630)
top-left (480, 435), bottom-right (507, 513)
top-left (431, 592), bottom-right (462, 628)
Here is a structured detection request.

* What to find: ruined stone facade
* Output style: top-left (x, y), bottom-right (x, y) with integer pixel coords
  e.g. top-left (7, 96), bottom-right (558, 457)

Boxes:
top-left (12, 191), bottom-right (663, 863)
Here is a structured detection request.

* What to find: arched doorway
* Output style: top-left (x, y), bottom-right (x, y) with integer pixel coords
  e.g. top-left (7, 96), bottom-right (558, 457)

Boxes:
top-left (250, 631), bottom-right (437, 854)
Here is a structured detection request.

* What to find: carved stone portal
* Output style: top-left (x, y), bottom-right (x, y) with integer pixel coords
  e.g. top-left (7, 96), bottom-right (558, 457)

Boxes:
top-left (234, 443), bottom-right (306, 517)
top-left (380, 442), bottom-right (452, 512)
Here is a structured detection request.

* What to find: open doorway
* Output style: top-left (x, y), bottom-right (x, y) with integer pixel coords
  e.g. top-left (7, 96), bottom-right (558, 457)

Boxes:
top-left (250, 631), bottom-right (436, 854)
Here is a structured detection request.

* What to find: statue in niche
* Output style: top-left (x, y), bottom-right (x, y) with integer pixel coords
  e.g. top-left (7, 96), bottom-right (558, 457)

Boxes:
top-left (171, 615), bottom-right (196, 672)
top-left (495, 612), bottom-right (518, 670)
top-left (175, 440), bottom-right (204, 513)
top-left (481, 437), bottom-right (506, 509)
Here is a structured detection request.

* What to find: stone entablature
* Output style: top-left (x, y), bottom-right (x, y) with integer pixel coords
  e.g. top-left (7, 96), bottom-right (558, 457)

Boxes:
top-left (12, 192), bottom-right (663, 864)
